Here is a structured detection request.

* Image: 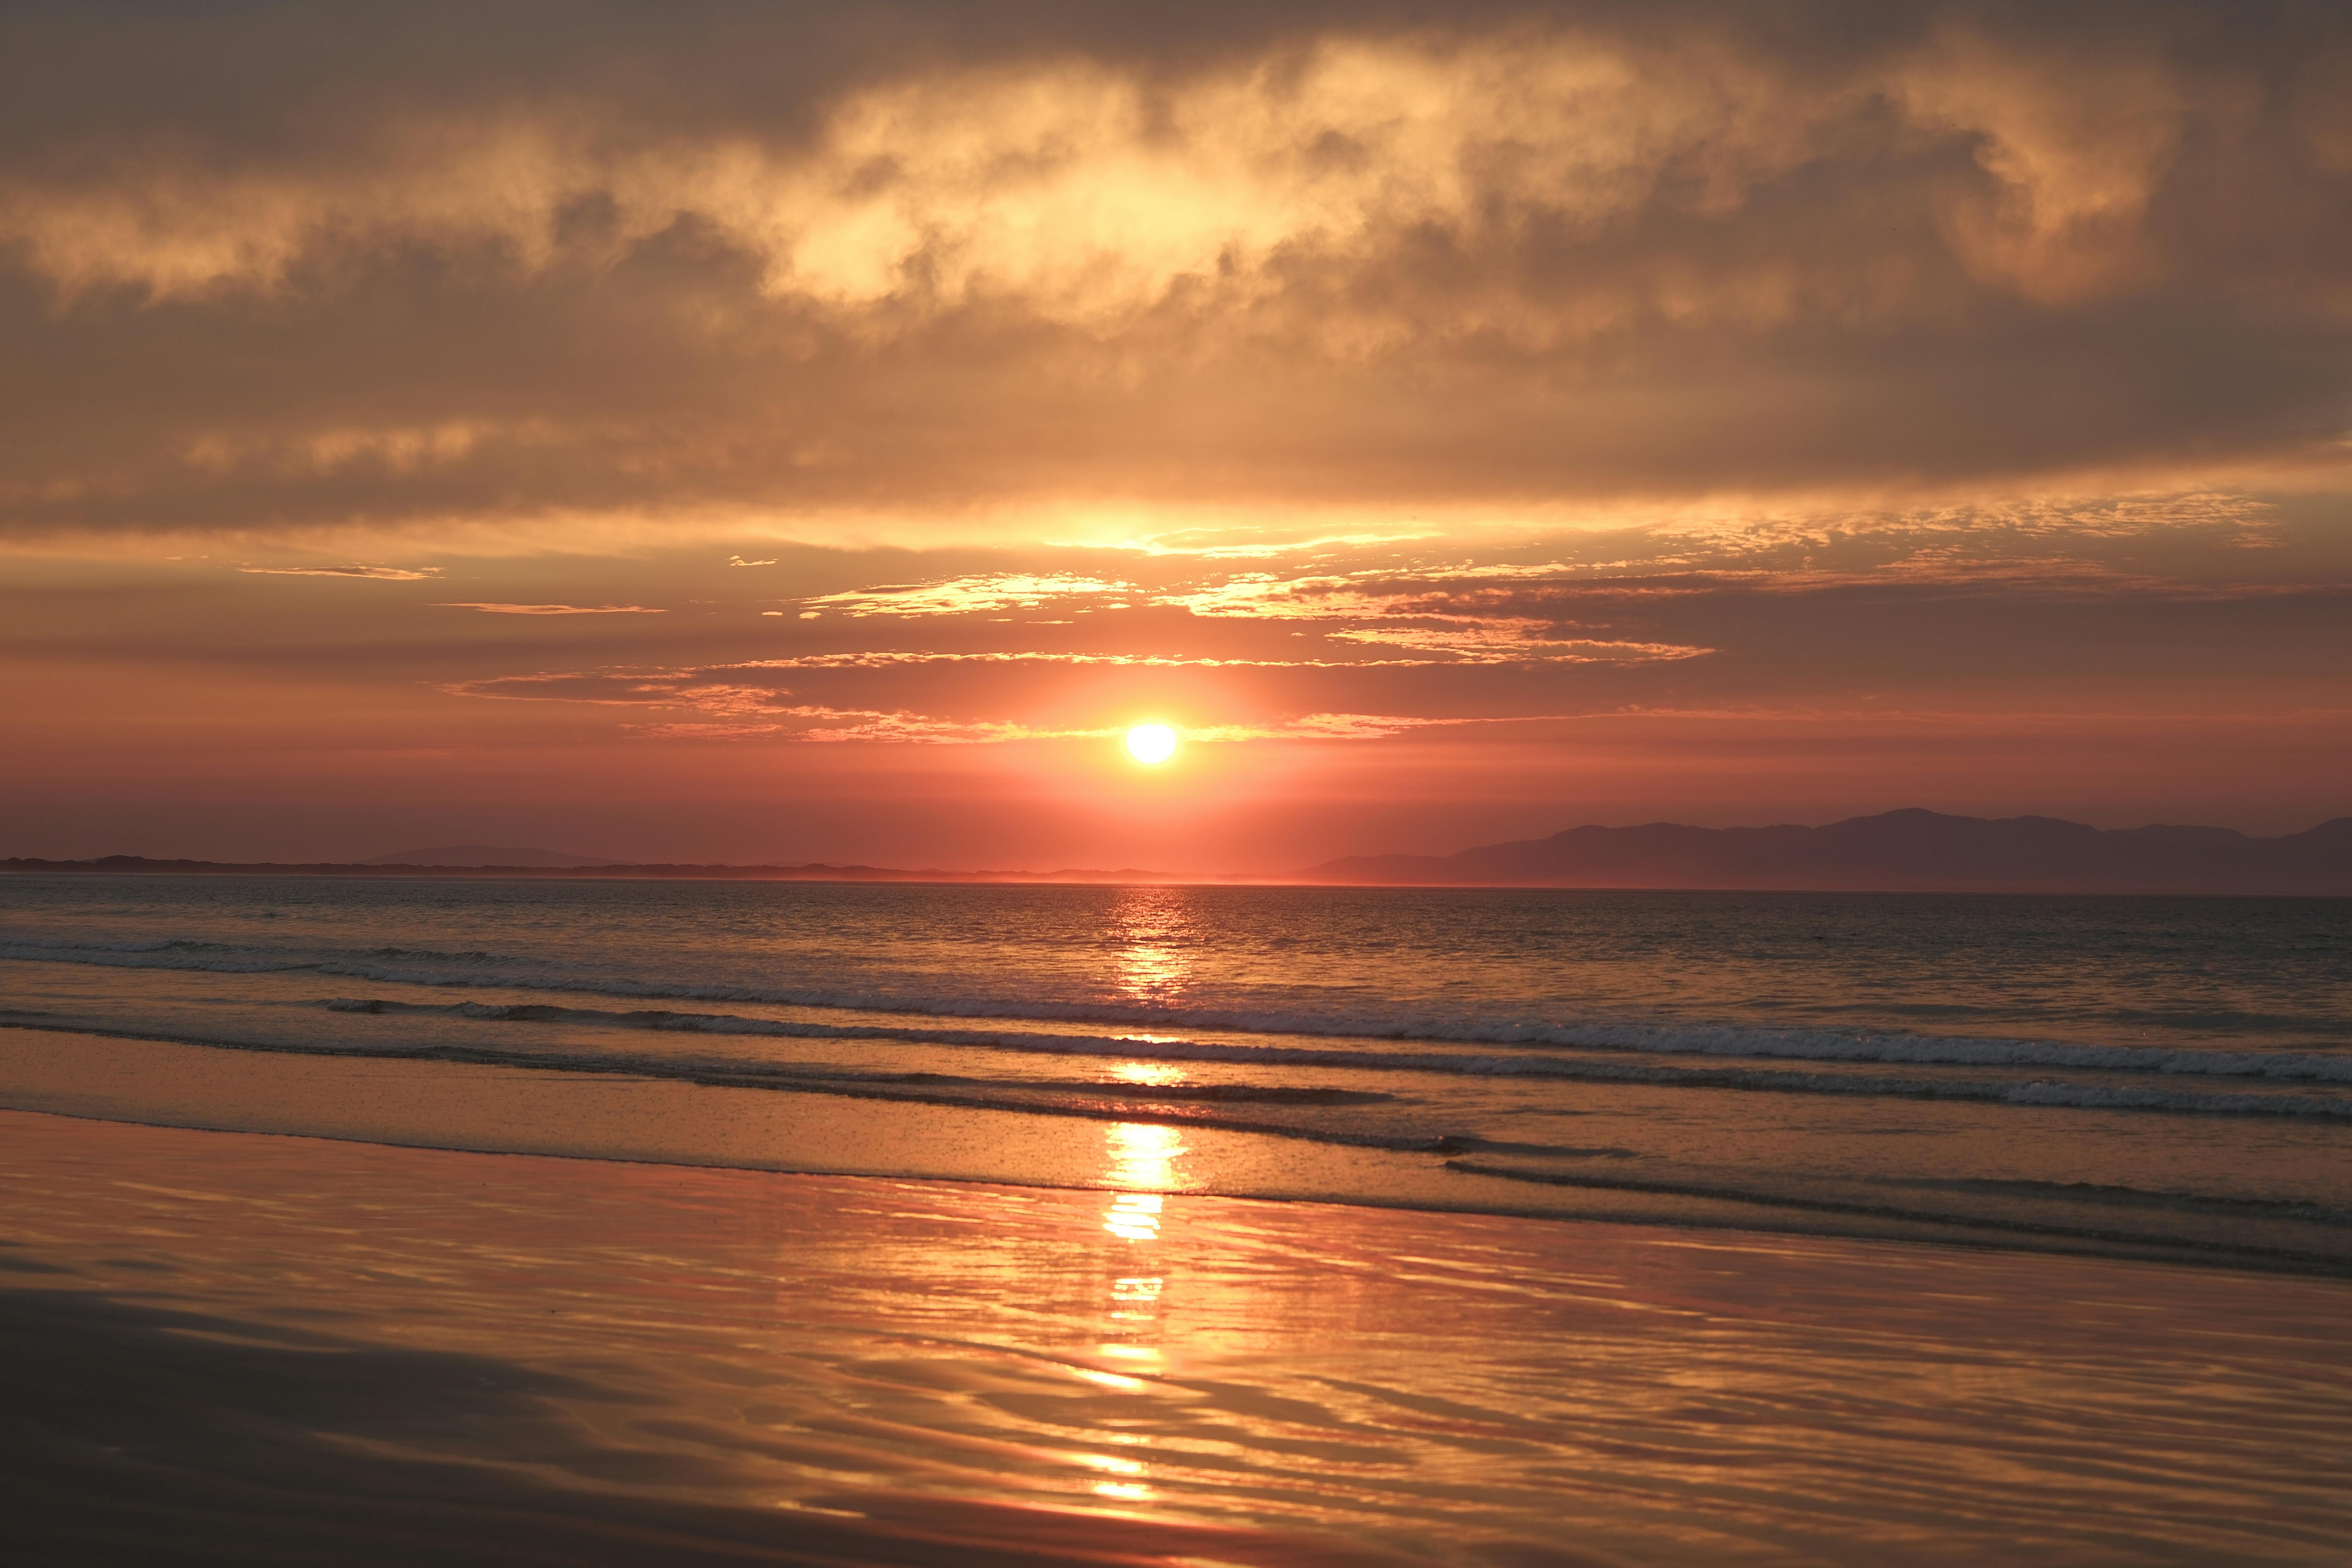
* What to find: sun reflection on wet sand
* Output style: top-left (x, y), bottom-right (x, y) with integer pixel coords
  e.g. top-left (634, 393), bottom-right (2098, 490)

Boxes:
top-left (1102, 1192), bottom-right (1164, 1242)
top-left (4, 1111), bottom-right (2349, 1563)
top-left (1091, 1120), bottom-right (1184, 1500)
top-left (1109, 1274), bottom-right (1164, 1321)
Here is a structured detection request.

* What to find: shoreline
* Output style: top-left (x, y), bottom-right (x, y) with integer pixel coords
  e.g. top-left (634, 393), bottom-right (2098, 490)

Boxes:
top-left (5, 1106), bottom-right (2349, 1564)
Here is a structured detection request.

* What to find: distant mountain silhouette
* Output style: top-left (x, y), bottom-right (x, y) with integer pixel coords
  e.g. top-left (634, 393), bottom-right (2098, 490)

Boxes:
top-left (360, 844), bottom-right (621, 868)
top-left (1303, 809), bottom-right (2352, 894)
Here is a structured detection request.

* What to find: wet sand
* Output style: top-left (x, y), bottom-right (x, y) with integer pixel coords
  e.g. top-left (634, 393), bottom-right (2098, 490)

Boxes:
top-left (4, 1108), bottom-right (2349, 1565)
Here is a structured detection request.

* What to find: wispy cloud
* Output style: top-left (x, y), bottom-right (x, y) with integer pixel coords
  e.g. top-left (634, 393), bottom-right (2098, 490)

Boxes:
top-left (239, 564), bottom-right (441, 579)
top-left (1061, 530), bottom-right (1439, 559)
top-left (1190, 712), bottom-right (1561, 741)
top-left (432, 602), bottom-right (666, 614)
top-left (801, 573), bottom-right (1135, 617)
top-left (1325, 625), bottom-right (1710, 663)
top-left (623, 703), bottom-right (1113, 744)
top-left (772, 562), bottom-right (1715, 664)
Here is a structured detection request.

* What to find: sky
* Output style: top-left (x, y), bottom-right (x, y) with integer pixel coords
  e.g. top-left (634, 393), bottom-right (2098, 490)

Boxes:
top-left (3, 0), bottom-right (2349, 873)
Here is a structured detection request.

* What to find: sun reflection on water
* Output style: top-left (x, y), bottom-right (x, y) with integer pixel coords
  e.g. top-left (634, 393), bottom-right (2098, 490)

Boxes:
top-left (1111, 888), bottom-right (1195, 1007)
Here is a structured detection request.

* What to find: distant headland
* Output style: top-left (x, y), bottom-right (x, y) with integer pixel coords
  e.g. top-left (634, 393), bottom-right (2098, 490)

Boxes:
top-left (1301, 808), bottom-right (2352, 895)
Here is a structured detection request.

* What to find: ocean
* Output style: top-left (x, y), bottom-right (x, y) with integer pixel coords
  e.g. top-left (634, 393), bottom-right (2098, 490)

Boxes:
top-left (5, 874), bottom-right (2348, 1272)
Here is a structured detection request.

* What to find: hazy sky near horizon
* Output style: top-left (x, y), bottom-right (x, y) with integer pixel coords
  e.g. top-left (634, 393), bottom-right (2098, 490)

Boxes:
top-left (4, 0), bottom-right (2349, 870)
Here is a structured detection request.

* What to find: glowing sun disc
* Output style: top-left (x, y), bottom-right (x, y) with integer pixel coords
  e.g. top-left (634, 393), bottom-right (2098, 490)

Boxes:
top-left (1125, 724), bottom-right (1178, 765)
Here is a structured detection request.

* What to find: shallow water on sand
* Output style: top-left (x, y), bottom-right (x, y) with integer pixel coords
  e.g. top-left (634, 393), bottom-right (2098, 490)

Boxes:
top-left (4, 1111), bottom-right (2348, 1566)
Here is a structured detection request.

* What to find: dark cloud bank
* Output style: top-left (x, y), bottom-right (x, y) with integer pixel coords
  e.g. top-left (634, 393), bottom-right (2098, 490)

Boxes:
top-left (3, 1), bottom-right (2350, 539)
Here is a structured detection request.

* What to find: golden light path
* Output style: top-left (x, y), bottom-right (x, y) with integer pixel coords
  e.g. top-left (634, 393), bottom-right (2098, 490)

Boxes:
top-left (1124, 723), bottom-right (1178, 765)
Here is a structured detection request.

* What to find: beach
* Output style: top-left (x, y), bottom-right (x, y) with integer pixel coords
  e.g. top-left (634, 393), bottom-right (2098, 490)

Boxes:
top-left (5, 874), bottom-right (2350, 1562)
top-left (6, 1106), bottom-right (2350, 1565)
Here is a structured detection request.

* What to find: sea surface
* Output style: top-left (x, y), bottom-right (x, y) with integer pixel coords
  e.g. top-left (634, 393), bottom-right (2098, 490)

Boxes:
top-left (4, 874), bottom-right (2350, 1271)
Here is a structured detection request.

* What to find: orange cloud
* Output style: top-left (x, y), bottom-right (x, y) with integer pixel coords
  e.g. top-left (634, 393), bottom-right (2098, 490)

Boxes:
top-left (803, 573), bottom-right (1136, 617)
top-left (239, 564), bottom-right (442, 579)
top-left (433, 603), bottom-right (667, 615)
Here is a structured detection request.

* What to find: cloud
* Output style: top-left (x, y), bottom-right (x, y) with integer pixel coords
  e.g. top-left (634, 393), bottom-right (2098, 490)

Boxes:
top-left (0, 32), bottom-right (1835, 319)
top-left (1639, 491), bottom-right (2288, 566)
top-left (801, 573), bottom-right (1135, 617)
top-left (1891, 26), bottom-right (2190, 305)
top-left (237, 564), bottom-right (442, 579)
top-left (615, 698), bottom-right (1119, 744)
top-left (1139, 569), bottom-right (1710, 661)
top-left (755, 556), bottom-right (1711, 663)
top-left (3, 4), bottom-right (2349, 542)
top-left (1322, 623), bottom-right (1708, 662)
top-left (432, 602), bottom-right (666, 614)
top-left (1066, 529), bottom-right (1440, 559)
top-left (1191, 712), bottom-right (1558, 741)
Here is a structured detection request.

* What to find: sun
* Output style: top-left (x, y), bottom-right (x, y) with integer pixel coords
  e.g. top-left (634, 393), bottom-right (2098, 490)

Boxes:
top-left (1125, 724), bottom-right (1178, 765)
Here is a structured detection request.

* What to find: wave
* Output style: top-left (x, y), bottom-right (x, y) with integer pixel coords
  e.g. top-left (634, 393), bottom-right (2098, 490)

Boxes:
top-left (8, 935), bottom-right (2351, 1087)
top-left (313, 998), bottom-right (2352, 1116)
